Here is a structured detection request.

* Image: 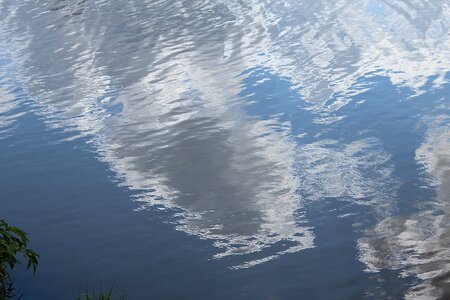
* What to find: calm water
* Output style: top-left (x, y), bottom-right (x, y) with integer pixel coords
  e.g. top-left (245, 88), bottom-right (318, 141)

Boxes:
top-left (0, 0), bottom-right (449, 299)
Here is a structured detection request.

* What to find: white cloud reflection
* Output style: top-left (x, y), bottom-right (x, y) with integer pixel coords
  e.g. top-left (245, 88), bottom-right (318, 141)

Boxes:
top-left (0, 0), bottom-right (448, 270)
top-left (222, 0), bottom-right (449, 110)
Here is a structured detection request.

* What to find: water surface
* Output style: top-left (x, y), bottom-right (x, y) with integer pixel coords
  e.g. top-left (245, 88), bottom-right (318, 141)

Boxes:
top-left (0, 0), bottom-right (449, 299)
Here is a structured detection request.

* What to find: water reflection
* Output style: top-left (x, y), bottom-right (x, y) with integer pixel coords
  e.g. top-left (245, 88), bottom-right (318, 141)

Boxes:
top-left (0, 48), bottom-right (25, 140)
top-left (0, 0), bottom-right (318, 267)
top-left (358, 113), bottom-right (450, 299)
top-left (0, 0), bottom-right (448, 272)
top-left (0, 83), bottom-right (19, 139)
top-left (221, 0), bottom-right (449, 108)
top-left (105, 76), bottom-right (315, 265)
top-left (297, 138), bottom-right (396, 216)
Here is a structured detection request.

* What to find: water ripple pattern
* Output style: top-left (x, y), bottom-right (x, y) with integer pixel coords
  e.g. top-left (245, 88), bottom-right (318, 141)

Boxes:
top-left (0, 0), bottom-right (449, 287)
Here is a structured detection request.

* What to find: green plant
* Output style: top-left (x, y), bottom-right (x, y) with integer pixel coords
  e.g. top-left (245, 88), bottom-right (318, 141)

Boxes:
top-left (77, 283), bottom-right (126, 300)
top-left (0, 219), bottom-right (39, 299)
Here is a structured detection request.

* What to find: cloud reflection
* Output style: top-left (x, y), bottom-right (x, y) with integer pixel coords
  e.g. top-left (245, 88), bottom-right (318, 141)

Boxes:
top-left (0, 0), bottom-right (448, 270)
top-left (222, 0), bottom-right (449, 109)
top-left (358, 114), bottom-right (450, 299)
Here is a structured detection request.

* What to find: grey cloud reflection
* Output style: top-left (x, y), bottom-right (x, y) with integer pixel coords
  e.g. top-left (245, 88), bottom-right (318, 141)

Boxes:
top-left (94, 54), bottom-right (316, 266)
top-left (358, 114), bottom-right (450, 299)
top-left (0, 0), bottom-right (316, 268)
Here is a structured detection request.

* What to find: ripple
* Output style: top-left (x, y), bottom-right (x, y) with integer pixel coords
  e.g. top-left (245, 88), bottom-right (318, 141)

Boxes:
top-left (0, 0), bottom-right (448, 271)
top-left (358, 112), bottom-right (450, 299)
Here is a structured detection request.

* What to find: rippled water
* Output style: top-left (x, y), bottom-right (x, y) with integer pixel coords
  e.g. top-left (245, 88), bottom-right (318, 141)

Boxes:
top-left (0, 0), bottom-right (449, 299)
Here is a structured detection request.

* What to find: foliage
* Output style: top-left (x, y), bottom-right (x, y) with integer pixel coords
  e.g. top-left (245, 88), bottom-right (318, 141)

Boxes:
top-left (0, 219), bottom-right (39, 299)
top-left (0, 219), bottom-right (127, 300)
top-left (77, 283), bottom-right (126, 300)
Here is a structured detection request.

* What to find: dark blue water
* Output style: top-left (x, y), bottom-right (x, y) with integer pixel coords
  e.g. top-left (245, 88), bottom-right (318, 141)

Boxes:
top-left (0, 1), bottom-right (449, 299)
